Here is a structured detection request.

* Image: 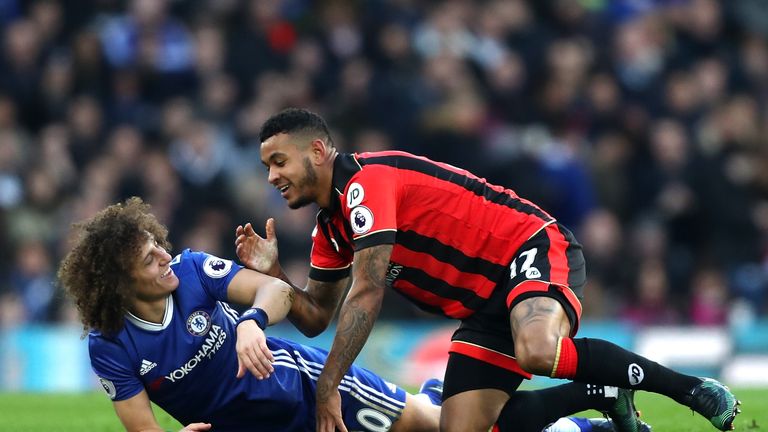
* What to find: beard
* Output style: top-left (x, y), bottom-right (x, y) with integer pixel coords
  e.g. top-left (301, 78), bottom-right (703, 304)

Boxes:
top-left (288, 156), bottom-right (319, 209)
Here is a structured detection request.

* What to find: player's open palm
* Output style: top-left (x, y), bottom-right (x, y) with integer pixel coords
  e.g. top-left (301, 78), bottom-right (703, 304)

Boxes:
top-left (316, 388), bottom-right (347, 432)
top-left (235, 321), bottom-right (274, 380)
top-left (235, 219), bottom-right (279, 276)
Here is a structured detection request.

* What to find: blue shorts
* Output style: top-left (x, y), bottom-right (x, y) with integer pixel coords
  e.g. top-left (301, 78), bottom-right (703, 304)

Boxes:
top-left (339, 361), bottom-right (407, 431)
top-left (271, 338), bottom-right (408, 431)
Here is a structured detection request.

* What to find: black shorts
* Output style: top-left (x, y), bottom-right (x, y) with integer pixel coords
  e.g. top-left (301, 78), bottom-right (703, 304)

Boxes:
top-left (445, 222), bottom-right (585, 398)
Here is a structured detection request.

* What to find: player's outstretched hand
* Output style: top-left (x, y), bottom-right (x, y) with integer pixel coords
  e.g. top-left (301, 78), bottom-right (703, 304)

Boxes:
top-left (235, 320), bottom-right (274, 379)
top-left (235, 219), bottom-right (280, 277)
top-left (316, 387), bottom-right (347, 432)
top-left (180, 422), bottom-right (212, 431)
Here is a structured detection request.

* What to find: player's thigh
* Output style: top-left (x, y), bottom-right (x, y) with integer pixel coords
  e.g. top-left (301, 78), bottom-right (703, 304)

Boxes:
top-left (390, 393), bottom-right (440, 432)
top-left (505, 223), bottom-right (585, 341)
top-left (440, 352), bottom-right (524, 432)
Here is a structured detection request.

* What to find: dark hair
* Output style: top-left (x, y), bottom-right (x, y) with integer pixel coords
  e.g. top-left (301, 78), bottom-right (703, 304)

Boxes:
top-left (57, 197), bottom-right (171, 336)
top-left (259, 107), bottom-right (333, 145)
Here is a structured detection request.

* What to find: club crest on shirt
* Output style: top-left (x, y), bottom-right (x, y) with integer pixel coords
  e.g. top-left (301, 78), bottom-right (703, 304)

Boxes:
top-left (99, 376), bottom-right (117, 400)
top-left (203, 255), bottom-right (232, 278)
top-left (186, 310), bottom-right (211, 336)
top-left (350, 206), bottom-right (374, 234)
top-left (346, 182), bottom-right (365, 208)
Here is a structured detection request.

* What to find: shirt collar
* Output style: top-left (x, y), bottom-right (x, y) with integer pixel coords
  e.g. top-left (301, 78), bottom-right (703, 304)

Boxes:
top-left (325, 152), bottom-right (361, 212)
top-left (126, 295), bottom-right (174, 331)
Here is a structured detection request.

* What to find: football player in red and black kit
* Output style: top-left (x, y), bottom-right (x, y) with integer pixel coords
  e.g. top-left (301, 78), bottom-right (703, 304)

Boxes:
top-left (240, 108), bottom-right (739, 432)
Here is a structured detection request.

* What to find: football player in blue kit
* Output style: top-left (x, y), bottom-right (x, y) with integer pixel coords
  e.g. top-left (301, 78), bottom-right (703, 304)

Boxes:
top-left (57, 197), bottom-right (442, 432)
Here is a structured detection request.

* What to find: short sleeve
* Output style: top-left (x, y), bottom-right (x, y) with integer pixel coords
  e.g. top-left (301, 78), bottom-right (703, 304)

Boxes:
top-left (185, 251), bottom-right (243, 301)
top-left (309, 224), bottom-right (352, 281)
top-left (89, 335), bottom-right (143, 401)
top-left (343, 167), bottom-right (397, 250)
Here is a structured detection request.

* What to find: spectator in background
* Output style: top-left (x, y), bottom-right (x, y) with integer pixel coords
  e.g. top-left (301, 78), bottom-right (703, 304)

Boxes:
top-left (0, 18), bottom-right (45, 130)
top-left (578, 209), bottom-right (630, 318)
top-left (0, 126), bottom-right (26, 210)
top-left (621, 258), bottom-right (681, 327)
top-left (10, 239), bottom-right (55, 322)
top-left (689, 266), bottom-right (730, 326)
top-left (66, 94), bottom-right (104, 170)
top-left (98, 0), bottom-right (195, 100)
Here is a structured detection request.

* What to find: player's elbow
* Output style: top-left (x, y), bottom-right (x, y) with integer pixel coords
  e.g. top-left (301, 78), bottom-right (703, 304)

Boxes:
top-left (298, 325), bottom-right (325, 338)
top-left (291, 311), bottom-right (332, 338)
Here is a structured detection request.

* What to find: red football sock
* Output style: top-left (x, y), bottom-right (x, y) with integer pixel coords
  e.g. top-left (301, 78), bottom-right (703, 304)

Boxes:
top-left (550, 337), bottom-right (578, 379)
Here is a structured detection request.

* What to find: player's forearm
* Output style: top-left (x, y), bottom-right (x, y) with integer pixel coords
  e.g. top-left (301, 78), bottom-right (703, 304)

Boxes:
top-left (288, 287), bottom-right (336, 337)
top-left (115, 393), bottom-right (167, 432)
top-left (250, 266), bottom-right (329, 334)
top-left (288, 277), bottom-right (348, 337)
top-left (251, 278), bottom-right (294, 325)
top-left (316, 281), bottom-right (383, 393)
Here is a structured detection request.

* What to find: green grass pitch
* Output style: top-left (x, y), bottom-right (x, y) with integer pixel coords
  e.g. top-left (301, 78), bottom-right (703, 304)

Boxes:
top-left (0, 388), bottom-right (765, 431)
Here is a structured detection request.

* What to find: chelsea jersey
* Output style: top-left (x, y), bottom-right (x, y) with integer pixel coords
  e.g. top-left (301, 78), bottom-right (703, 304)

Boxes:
top-left (88, 249), bottom-right (407, 431)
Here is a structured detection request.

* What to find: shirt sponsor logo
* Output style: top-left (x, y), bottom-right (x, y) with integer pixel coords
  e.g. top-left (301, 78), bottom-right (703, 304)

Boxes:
top-left (203, 255), bottom-right (232, 278)
top-left (186, 310), bottom-right (211, 336)
top-left (99, 377), bottom-right (117, 400)
top-left (346, 182), bottom-right (365, 208)
top-left (385, 263), bottom-right (403, 289)
top-left (139, 359), bottom-right (157, 376)
top-left (165, 324), bottom-right (227, 383)
top-left (350, 206), bottom-right (374, 234)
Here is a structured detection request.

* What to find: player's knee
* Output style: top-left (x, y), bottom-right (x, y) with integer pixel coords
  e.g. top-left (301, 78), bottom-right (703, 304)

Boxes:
top-left (514, 330), bottom-right (558, 375)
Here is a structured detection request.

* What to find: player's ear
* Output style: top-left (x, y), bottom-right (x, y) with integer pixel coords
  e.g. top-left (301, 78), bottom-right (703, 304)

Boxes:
top-left (310, 138), bottom-right (328, 163)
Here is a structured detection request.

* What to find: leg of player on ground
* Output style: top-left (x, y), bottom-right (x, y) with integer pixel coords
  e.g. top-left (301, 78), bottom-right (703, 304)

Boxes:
top-left (390, 393), bottom-right (441, 432)
top-left (496, 383), bottom-right (650, 432)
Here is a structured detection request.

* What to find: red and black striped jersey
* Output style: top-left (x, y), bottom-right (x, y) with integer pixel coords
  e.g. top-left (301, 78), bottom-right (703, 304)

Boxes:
top-left (309, 151), bottom-right (556, 319)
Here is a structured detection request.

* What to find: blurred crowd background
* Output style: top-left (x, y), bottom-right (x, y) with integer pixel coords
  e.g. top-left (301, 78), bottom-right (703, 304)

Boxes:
top-left (1, 0), bottom-right (767, 330)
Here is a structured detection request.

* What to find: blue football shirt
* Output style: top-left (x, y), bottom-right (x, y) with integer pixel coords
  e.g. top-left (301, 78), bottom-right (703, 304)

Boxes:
top-left (89, 250), bottom-right (406, 431)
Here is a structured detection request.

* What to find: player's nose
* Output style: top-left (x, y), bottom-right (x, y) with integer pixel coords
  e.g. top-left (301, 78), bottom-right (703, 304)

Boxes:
top-left (267, 168), bottom-right (280, 184)
top-left (157, 248), bottom-right (172, 263)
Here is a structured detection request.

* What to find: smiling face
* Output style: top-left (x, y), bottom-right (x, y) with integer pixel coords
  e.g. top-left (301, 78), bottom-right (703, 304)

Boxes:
top-left (129, 233), bottom-right (179, 302)
top-left (260, 132), bottom-right (323, 209)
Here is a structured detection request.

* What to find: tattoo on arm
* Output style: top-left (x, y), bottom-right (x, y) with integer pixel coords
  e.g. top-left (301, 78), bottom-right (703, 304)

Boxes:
top-left (317, 245), bottom-right (391, 388)
top-left (359, 246), bottom-right (390, 290)
top-left (316, 379), bottom-right (333, 403)
top-left (314, 280), bottom-right (346, 312)
top-left (333, 297), bottom-right (373, 371)
top-left (288, 278), bottom-right (348, 334)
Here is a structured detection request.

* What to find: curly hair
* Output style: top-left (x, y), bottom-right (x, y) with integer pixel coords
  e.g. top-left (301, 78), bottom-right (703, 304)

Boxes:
top-left (57, 197), bottom-right (171, 336)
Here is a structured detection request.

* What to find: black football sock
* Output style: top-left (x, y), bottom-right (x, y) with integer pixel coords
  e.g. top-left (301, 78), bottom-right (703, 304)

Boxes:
top-left (552, 337), bottom-right (701, 404)
top-left (495, 382), bottom-right (618, 432)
